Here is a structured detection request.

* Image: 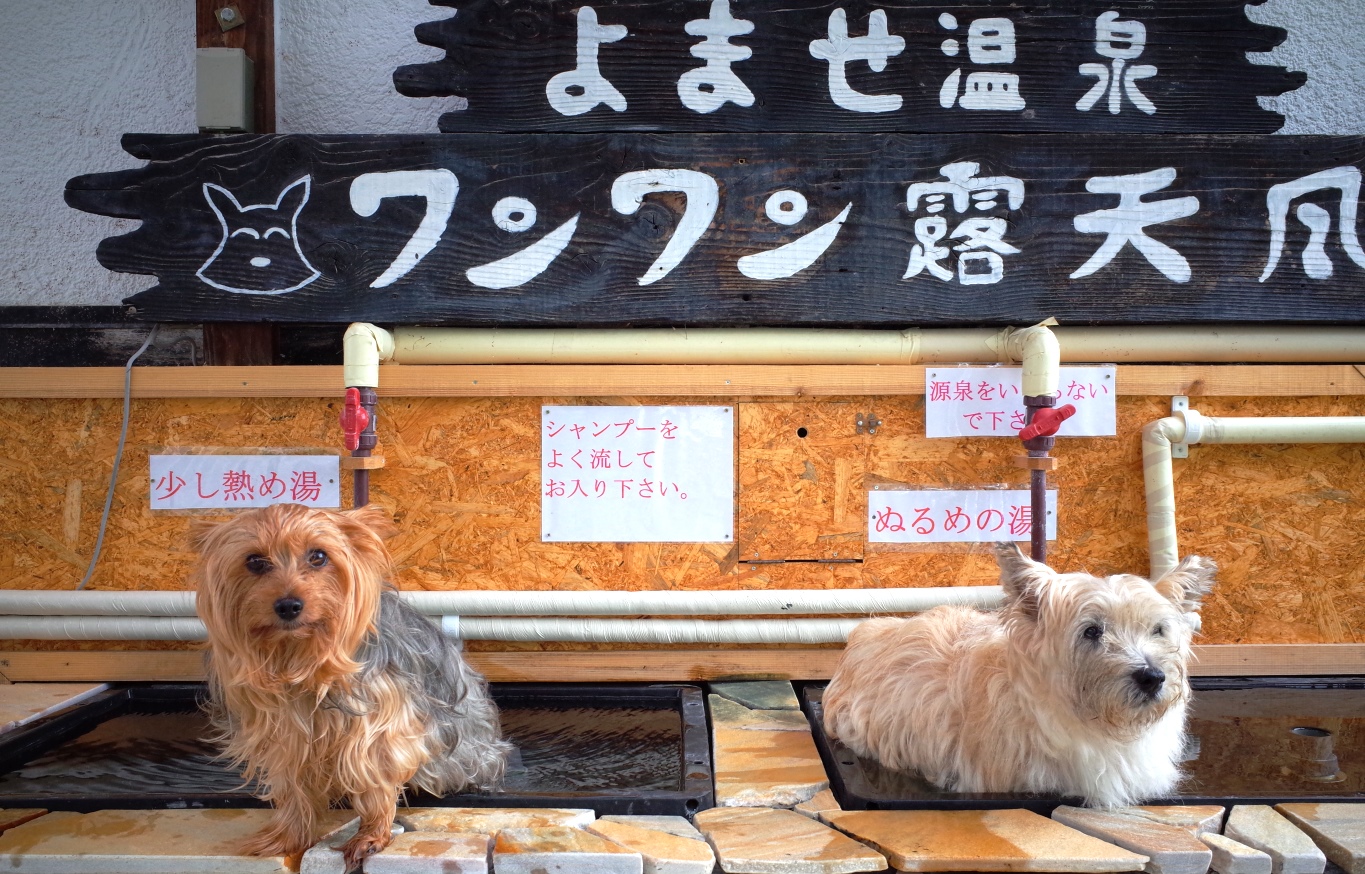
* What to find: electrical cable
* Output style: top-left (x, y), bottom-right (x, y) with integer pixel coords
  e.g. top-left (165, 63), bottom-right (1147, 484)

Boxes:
top-left (77, 325), bottom-right (160, 590)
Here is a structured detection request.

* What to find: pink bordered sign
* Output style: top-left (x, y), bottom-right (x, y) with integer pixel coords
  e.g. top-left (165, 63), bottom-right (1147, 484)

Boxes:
top-left (150, 454), bottom-right (341, 510)
top-left (869, 488), bottom-right (1057, 544)
top-left (541, 405), bottom-right (734, 543)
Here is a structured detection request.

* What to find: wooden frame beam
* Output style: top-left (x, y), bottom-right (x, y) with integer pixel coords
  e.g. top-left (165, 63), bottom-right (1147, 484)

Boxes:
top-left (4, 364), bottom-right (1364, 399)
top-left (1, 645), bottom-right (1360, 683)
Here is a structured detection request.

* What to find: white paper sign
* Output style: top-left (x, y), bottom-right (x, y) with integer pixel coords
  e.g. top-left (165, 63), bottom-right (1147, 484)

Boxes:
top-left (541, 405), bottom-right (733, 542)
top-left (925, 366), bottom-right (1116, 438)
top-left (150, 455), bottom-right (341, 510)
top-left (868, 488), bottom-right (1057, 543)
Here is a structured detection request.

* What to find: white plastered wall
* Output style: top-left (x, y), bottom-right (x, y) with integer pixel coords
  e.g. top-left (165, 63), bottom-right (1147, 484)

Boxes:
top-left (0, 0), bottom-right (1361, 305)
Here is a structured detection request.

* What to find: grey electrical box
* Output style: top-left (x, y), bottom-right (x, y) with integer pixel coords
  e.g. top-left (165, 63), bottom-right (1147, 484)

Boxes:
top-left (196, 48), bottom-right (254, 132)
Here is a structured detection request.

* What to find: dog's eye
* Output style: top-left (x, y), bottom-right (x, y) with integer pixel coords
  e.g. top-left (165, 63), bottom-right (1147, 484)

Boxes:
top-left (245, 555), bottom-right (272, 575)
top-left (307, 549), bottom-right (328, 569)
top-left (1082, 624), bottom-right (1103, 641)
top-left (1153, 623), bottom-right (1166, 637)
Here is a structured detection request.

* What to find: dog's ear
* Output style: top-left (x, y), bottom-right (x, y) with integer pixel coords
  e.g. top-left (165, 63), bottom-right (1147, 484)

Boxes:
top-left (341, 503), bottom-right (398, 539)
top-left (1154, 555), bottom-right (1216, 613)
top-left (186, 518), bottom-right (222, 554)
top-left (994, 542), bottom-right (1048, 620)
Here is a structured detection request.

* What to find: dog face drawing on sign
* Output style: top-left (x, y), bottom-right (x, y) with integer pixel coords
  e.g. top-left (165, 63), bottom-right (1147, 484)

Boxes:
top-left (196, 176), bottom-right (322, 294)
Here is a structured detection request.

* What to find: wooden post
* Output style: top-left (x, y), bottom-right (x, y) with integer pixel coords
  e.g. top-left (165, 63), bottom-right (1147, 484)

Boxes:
top-left (196, 0), bottom-right (277, 366)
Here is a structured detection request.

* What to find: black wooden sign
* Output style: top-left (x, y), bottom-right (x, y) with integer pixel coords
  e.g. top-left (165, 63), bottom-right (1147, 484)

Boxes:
top-left (67, 133), bottom-right (1365, 326)
top-left (395, 0), bottom-right (1302, 134)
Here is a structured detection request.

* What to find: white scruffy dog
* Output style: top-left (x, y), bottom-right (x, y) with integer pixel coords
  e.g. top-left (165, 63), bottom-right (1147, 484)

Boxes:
top-left (822, 543), bottom-right (1215, 807)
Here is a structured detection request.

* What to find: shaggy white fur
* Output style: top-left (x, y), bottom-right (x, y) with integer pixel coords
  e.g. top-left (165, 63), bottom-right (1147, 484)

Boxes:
top-left (823, 543), bottom-right (1215, 807)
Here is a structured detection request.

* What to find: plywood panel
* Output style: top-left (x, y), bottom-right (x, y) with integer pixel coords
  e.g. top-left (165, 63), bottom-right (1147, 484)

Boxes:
top-left (737, 402), bottom-right (870, 561)
top-left (3, 394), bottom-right (1364, 647)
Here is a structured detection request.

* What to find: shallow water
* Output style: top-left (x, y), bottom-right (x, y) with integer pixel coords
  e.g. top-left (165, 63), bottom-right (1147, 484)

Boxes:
top-left (0, 702), bottom-right (684, 800)
top-left (811, 684), bottom-right (1365, 804)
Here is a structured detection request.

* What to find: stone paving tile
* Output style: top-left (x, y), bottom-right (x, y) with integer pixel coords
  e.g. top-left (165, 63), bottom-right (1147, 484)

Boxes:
top-left (0, 683), bottom-right (107, 736)
top-left (1201, 833), bottom-right (1272, 874)
top-left (597, 815), bottom-right (705, 841)
top-left (0, 811), bottom-right (47, 834)
top-left (394, 807), bottom-right (595, 834)
top-left (300, 818), bottom-right (406, 874)
top-left (364, 831), bottom-right (490, 874)
top-left (1276, 804), bottom-right (1365, 874)
top-left (587, 818), bottom-right (716, 874)
top-left (1224, 806), bottom-right (1326, 874)
top-left (695, 806), bottom-right (888, 873)
top-left (1127, 807), bottom-right (1227, 837)
top-left (1053, 805), bottom-right (1213, 874)
top-left (794, 789), bottom-right (842, 823)
top-left (710, 695), bottom-right (813, 731)
top-left (0, 808), bottom-right (351, 873)
top-left (710, 691), bottom-right (827, 809)
top-left (493, 826), bottom-right (643, 874)
top-left (711, 681), bottom-right (802, 711)
top-left (825, 808), bottom-right (1150, 872)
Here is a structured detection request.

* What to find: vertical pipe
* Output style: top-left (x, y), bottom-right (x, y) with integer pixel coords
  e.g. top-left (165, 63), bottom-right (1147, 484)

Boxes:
top-left (1021, 395), bottom-right (1056, 564)
top-left (352, 386), bottom-right (378, 507)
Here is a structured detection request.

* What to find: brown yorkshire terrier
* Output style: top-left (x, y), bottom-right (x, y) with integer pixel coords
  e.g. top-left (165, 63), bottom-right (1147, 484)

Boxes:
top-left (191, 503), bottom-right (509, 867)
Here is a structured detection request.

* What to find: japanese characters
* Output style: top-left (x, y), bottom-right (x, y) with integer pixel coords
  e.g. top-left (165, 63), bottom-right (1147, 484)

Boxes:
top-left (78, 132), bottom-right (1365, 326)
top-left (394, 0), bottom-right (1299, 135)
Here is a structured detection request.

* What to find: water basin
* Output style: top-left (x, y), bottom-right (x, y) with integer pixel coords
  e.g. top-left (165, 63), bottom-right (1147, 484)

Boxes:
top-left (0, 683), bottom-right (712, 816)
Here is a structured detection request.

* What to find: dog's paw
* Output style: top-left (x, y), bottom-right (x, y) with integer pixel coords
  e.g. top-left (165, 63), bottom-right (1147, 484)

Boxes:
top-left (341, 831), bottom-right (392, 870)
top-left (237, 831), bottom-right (303, 859)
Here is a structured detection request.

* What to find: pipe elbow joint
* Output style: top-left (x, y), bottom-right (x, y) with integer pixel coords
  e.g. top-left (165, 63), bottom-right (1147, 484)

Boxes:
top-left (1006, 323), bottom-right (1061, 398)
top-left (343, 323), bottom-right (396, 389)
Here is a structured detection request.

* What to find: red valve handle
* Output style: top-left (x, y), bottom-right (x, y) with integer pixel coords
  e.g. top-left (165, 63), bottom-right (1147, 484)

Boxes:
top-left (1018, 404), bottom-right (1077, 441)
top-left (340, 387), bottom-right (370, 452)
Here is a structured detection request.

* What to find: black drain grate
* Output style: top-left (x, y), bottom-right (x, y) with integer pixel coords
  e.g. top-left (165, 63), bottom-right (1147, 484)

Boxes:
top-left (802, 677), bottom-right (1365, 812)
top-left (0, 683), bottom-right (712, 816)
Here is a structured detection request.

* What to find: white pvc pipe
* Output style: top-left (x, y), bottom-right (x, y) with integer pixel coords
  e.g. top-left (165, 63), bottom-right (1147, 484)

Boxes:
top-left (346, 324), bottom-right (1365, 368)
top-left (444, 616), bottom-right (863, 644)
top-left (0, 586), bottom-right (1001, 618)
top-left (0, 615), bottom-right (867, 644)
top-left (1144, 411), bottom-right (1365, 578)
top-left (0, 617), bottom-right (208, 641)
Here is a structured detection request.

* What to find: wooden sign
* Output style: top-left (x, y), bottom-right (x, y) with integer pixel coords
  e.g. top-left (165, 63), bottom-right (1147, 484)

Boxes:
top-left (67, 133), bottom-right (1365, 326)
top-left (395, 0), bottom-right (1302, 133)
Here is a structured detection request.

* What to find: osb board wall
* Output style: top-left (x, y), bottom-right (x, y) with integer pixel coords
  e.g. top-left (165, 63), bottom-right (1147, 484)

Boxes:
top-left (3, 394), bottom-right (1364, 645)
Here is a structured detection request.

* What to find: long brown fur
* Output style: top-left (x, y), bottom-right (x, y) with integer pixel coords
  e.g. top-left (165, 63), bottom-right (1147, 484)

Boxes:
top-left (191, 503), bottom-right (508, 868)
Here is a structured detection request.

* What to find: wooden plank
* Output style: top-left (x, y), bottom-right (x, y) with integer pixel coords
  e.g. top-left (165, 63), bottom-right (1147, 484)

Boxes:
top-left (4, 365), bottom-right (1365, 400)
top-left (1191, 645), bottom-right (1365, 677)
top-left (395, 0), bottom-right (1299, 134)
top-left (0, 645), bottom-right (1359, 683)
top-left (66, 134), bottom-right (1365, 326)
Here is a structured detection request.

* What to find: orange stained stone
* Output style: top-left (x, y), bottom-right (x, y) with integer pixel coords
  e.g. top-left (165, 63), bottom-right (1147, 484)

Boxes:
top-left (1124, 806), bottom-right (1227, 836)
top-left (0, 808), bottom-right (348, 870)
top-left (0, 811), bottom-right (46, 834)
top-left (365, 832), bottom-right (490, 874)
top-left (1277, 804), bottom-right (1365, 874)
top-left (395, 807), bottom-right (595, 834)
top-left (695, 806), bottom-right (888, 873)
top-left (494, 826), bottom-right (637, 855)
top-left (712, 726), bottom-right (829, 807)
top-left (824, 809), bottom-right (1150, 872)
top-left (795, 790), bottom-right (843, 823)
top-left (0, 683), bottom-right (107, 736)
top-left (587, 819), bottom-right (717, 865)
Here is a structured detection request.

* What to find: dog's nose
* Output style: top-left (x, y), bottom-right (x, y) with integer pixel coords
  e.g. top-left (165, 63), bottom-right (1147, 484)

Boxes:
top-left (273, 596), bottom-right (304, 622)
top-left (1132, 664), bottom-right (1166, 696)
